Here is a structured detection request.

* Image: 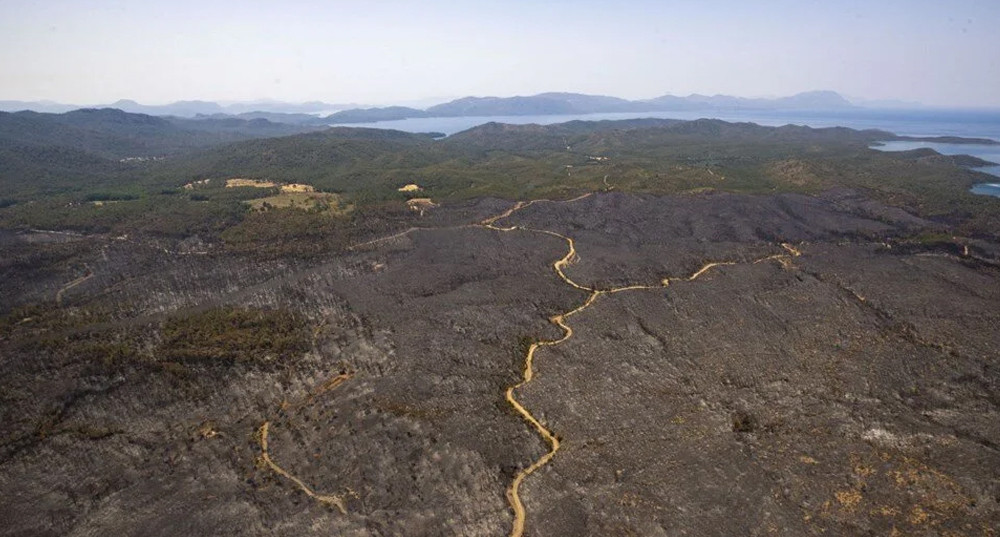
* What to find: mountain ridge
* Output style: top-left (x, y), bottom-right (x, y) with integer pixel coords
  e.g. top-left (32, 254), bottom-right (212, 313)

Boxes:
top-left (1, 90), bottom-right (862, 122)
top-left (346, 90), bottom-right (858, 123)
top-left (0, 107), bottom-right (322, 159)
top-left (0, 99), bottom-right (356, 117)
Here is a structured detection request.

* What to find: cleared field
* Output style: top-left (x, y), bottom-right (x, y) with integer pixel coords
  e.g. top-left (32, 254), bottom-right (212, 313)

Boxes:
top-left (280, 183), bottom-right (315, 193)
top-left (226, 178), bottom-right (278, 188)
top-left (245, 191), bottom-right (350, 214)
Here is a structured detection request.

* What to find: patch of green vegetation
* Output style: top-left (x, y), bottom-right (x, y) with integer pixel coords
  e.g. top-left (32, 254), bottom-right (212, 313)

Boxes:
top-left (220, 199), bottom-right (414, 258)
top-left (2, 116), bottom-right (998, 253)
top-left (158, 306), bottom-right (311, 365)
top-left (0, 302), bottom-right (145, 371)
top-left (84, 191), bottom-right (140, 202)
top-left (1, 194), bottom-right (246, 236)
top-left (0, 303), bottom-right (112, 338)
top-left (191, 184), bottom-right (282, 202)
top-left (220, 207), bottom-right (350, 257)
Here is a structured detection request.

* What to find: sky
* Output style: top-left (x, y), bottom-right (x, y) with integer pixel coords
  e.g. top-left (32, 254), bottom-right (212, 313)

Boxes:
top-left (1, 0), bottom-right (998, 107)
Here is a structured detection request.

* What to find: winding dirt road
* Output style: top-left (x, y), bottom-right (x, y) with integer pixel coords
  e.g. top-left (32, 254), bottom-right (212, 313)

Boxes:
top-left (255, 193), bottom-right (801, 535)
top-left (55, 264), bottom-right (93, 306)
top-left (479, 196), bottom-right (800, 537)
top-left (256, 372), bottom-right (355, 514)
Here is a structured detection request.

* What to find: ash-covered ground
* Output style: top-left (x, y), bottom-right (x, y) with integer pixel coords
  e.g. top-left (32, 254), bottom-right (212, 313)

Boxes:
top-left (2, 191), bottom-right (998, 536)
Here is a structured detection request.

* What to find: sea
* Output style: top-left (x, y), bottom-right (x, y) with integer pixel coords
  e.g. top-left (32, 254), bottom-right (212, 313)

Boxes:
top-left (331, 108), bottom-right (1000, 198)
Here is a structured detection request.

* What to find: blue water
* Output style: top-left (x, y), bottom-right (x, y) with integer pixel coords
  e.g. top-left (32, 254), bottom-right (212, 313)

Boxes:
top-left (332, 107), bottom-right (1000, 198)
top-left (871, 140), bottom-right (1000, 198)
top-left (332, 108), bottom-right (1000, 140)
top-left (872, 141), bottom-right (1000, 176)
top-left (971, 183), bottom-right (1000, 197)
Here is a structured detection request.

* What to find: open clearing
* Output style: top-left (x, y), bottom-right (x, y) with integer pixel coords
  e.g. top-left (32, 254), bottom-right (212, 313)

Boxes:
top-left (245, 191), bottom-right (350, 213)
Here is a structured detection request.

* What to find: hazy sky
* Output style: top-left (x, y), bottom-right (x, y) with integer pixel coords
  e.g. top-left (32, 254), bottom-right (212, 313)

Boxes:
top-left (1, 0), bottom-right (998, 107)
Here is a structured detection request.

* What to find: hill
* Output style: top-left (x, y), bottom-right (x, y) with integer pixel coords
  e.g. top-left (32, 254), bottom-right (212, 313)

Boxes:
top-left (0, 99), bottom-right (356, 117)
top-left (0, 108), bottom-right (324, 200)
top-left (3, 113), bottom-right (997, 252)
top-left (0, 91), bottom-right (862, 126)
top-left (326, 90), bottom-right (857, 124)
top-left (0, 108), bottom-right (321, 158)
top-left (425, 93), bottom-right (645, 117)
top-left (326, 106), bottom-right (428, 123)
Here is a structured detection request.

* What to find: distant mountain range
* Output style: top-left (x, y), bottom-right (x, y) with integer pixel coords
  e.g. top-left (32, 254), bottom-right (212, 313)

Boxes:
top-left (0, 99), bottom-right (355, 117)
top-left (2, 91), bottom-right (866, 125)
top-left (0, 108), bottom-right (322, 159)
top-left (433, 90), bottom-right (853, 115)
top-left (0, 107), bottom-right (328, 198)
top-left (320, 91), bottom-right (857, 124)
